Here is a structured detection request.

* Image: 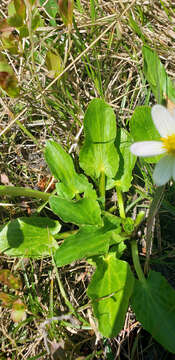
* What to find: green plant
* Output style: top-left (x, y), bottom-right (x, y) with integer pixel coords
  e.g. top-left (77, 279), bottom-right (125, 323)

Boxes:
top-left (1, 46), bottom-right (175, 354)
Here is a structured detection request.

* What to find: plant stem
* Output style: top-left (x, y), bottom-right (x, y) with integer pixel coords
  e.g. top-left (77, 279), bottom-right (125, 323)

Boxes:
top-left (0, 185), bottom-right (50, 201)
top-left (131, 240), bottom-right (146, 284)
top-left (145, 185), bottom-right (165, 274)
top-left (99, 171), bottom-right (105, 209)
top-left (52, 259), bottom-right (75, 313)
top-left (49, 271), bottom-right (54, 319)
top-left (16, 119), bottom-right (41, 148)
top-left (36, 189), bottom-right (57, 213)
top-left (116, 186), bottom-right (125, 219)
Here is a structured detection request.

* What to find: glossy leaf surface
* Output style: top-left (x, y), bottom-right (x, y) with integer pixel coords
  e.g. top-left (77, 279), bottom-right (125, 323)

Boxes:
top-left (0, 217), bottom-right (60, 257)
top-left (45, 140), bottom-right (96, 199)
top-left (130, 105), bottom-right (162, 163)
top-left (54, 219), bottom-right (123, 267)
top-left (87, 254), bottom-right (134, 337)
top-left (131, 271), bottom-right (175, 353)
top-left (49, 196), bottom-right (102, 225)
top-left (79, 99), bottom-right (119, 180)
top-left (106, 128), bottom-right (136, 192)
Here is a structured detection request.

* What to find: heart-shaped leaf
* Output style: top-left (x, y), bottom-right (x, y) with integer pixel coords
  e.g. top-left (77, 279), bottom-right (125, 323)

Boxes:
top-left (79, 99), bottom-right (119, 180)
top-left (87, 254), bottom-right (134, 337)
top-left (54, 218), bottom-right (123, 267)
top-left (45, 140), bottom-right (96, 199)
top-left (49, 196), bottom-right (102, 226)
top-left (131, 270), bottom-right (175, 353)
top-left (106, 128), bottom-right (136, 192)
top-left (0, 216), bottom-right (60, 257)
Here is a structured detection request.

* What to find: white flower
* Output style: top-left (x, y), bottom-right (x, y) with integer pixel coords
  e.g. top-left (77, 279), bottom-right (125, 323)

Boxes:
top-left (130, 104), bottom-right (175, 186)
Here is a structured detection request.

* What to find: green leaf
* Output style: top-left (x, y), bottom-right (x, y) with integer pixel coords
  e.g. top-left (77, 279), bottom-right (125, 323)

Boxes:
top-left (130, 105), bottom-right (162, 163)
top-left (19, 25), bottom-right (29, 39)
top-left (102, 212), bottom-right (127, 245)
top-left (129, 12), bottom-right (147, 42)
top-left (49, 196), bottom-right (102, 226)
top-left (31, 13), bottom-right (42, 31)
top-left (106, 128), bottom-right (136, 192)
top-left (115, 129), bottom-right (136, 191)
top-left (45, 140), bottom-right (96, 199)
top-left (28, 0), bottom-right (37, 5)
top-left (0, 216), bottom-right (60, 257)
top-left (7, 14), bottom-right (24, 28)
top-left (40, 0), bottom-right (58, 18)
top-left (79, 99), bottom-right (119, 180)
top-left (46, 50), bottom-right (63, 79)
top-left (1, 32), bottom-right (19, 55)
top-left (45, 141), bottom-right (75, 184)
top-left (58, 0), bottom-right (74, 27)
top-left (87, 254), bottom-right (135, 337)
top-left (131, 270), bottom-right (175, 353)
top-left (142, 45), bottom-right (175, 104)
top-left (8, 0), bottom-right (16, 17)
top-left (14, 0), bottom-right (26, 20)
top-left (122, 217), bottom-right (135, 234)
top-left (54, 219), bottom-right (123, 267)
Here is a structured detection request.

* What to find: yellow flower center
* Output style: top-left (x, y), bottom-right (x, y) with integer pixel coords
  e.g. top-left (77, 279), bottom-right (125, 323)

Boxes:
top-left (161, 134), bottom-right (175, 154)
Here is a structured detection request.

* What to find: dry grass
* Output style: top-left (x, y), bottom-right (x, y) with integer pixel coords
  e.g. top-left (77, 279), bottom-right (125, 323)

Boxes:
top-left (0, 0), bottom-right (175, 359)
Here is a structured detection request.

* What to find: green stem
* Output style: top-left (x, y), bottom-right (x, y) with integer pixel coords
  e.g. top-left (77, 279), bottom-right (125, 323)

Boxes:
top-left (0, 185), bottom-right (50, 201)
top-left (36, 189), bottom-right (57, 213)
top-left (49, 271), bottom-right (54, 319)
top-left (99, 171), bottom-right (105, 209)
top-left (145, 185), bottom-right (165, 274)
top-left (131, 240), bottom-right (146, 284)
top-left (52, 259), bottom-right (75, 313)
top-left (116, 186), bottom-right (125, 219)
top-left (125, 195), bottom-right (144, 214)
top-left (16, 119), bottom-right (41, 148)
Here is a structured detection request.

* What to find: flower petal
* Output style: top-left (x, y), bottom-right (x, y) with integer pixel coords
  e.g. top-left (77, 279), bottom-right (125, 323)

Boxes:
top-left (130, 141), bottom-right (165, 157)
top-left (171, 108), bottom-right (175, 122)
top-left (151, 105), bottom-right (175, 137)
top-left (153, 155), bottom-right (174, 186)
